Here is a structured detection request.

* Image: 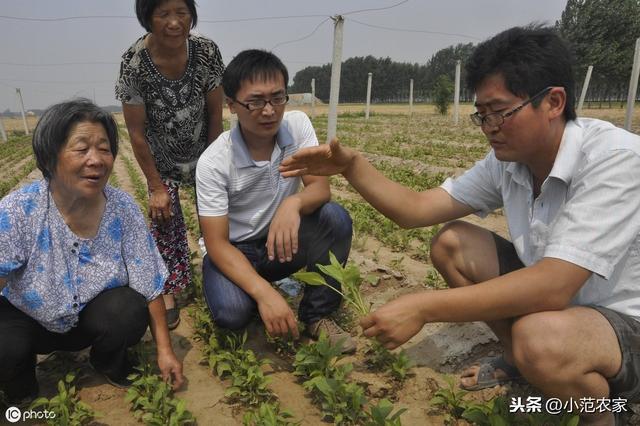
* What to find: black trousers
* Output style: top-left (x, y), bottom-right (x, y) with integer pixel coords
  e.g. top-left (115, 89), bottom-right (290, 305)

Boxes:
top-left (0, 287), bottom-right (148, 400)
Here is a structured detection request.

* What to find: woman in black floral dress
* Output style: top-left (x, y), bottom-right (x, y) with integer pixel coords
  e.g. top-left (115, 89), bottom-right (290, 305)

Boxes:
top-left (115, 0), bottom-right (225, 329)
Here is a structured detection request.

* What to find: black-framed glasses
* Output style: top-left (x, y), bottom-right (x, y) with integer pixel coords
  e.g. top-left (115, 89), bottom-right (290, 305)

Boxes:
top-left (233, 94), bottom-right (289, 111)
top-left (470, 86), bottom-right (553, 128)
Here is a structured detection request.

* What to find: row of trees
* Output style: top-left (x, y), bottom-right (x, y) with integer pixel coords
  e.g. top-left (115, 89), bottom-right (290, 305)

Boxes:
top-left (556, 0), bottom-right (640, 106)
top-left (290, 44), bottom-right (474, 104)
top-left (290, 0), bottom-right (640, 106)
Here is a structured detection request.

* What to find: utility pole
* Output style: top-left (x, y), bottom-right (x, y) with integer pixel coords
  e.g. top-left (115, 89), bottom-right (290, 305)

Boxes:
top-left (409, 79), bottom-right (414, 116)
top-left (624, 38), bottom-right (640, 131)
top-left (453, 60), bottom-right (461, 125)
top-left (365, 73), bottom-right (372, 120)
top-left (327, 15), bottom-right (344, 142)
top-left (16, 88), bottom-right (29, 135)
top-left (311, 78), bottom-right (316, 119)
top-left (0, 114), bottom-right (7, 142)
top-left (577, 65), bottom-right (593, 115)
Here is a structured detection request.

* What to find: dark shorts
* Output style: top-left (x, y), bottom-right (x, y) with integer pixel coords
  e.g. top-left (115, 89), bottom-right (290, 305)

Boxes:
top-left (491, 232), bottom-right (640, 401)
top-left (491, 232), bottom-right (525, 275)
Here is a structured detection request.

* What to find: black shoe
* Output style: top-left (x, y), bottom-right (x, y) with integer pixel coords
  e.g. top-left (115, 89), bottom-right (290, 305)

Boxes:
top-left (166, 307), bottom-right (181, 330)
top-left (88, 359), bottom-right (134, 389)
top-left (3, 381), bottom-right (39, 408)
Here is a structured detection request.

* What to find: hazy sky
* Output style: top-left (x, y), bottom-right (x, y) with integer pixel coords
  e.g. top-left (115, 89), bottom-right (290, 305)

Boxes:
top-left (0, 0), bottom-right (568, 112)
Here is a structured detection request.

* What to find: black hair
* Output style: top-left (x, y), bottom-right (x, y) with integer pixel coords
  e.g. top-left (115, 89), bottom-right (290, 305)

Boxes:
top-left (135, 0), bottom-right (198, 32)
top-left (222, 49), bottom-right (289, 100)
top-left (466, 25), bottom-right (576, 121)
top-left (32, 98), bottom-right (119, 179)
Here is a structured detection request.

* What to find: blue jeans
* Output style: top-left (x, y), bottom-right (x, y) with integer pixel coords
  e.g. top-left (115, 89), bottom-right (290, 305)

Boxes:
top-left (202, 202), bottom-right (352, 329)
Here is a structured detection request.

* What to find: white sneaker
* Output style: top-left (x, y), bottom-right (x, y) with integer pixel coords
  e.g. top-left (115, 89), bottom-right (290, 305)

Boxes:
top-left (198, 237), bottom-right (207, 257)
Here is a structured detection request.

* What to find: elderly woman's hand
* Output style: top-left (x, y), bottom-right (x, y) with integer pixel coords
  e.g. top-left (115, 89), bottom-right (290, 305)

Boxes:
top-left (157, 348), bottom-right (185, 390)
top-left (149, 185), bottom-right (173, 225)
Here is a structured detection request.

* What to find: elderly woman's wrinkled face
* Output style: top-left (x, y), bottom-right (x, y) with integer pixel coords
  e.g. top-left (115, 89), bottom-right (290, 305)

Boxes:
top-left (150, 0), bottom-right (191, 46)
top-left (53, 121), bottom-right (114, 199)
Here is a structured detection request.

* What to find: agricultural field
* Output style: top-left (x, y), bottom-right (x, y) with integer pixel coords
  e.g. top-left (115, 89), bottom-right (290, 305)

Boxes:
top-left (1, 103), bottom-right (639, 425)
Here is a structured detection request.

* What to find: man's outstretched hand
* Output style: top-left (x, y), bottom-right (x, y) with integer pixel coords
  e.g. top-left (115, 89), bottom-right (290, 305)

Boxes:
top-left (279, 138), bottom-right (355, 178)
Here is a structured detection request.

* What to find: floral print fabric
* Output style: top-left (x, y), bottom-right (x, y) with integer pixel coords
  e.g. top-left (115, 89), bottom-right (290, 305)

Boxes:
top-left (0, 180), bottom-right (167, 333)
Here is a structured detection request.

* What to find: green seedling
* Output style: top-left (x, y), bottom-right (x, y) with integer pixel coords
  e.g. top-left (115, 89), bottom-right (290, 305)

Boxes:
top-left (366, 343), bottom-right (413, 383)
top-left (295, 254), bottom-right (414, 384)
top-left (295, 335), bottom-right (407, 425)
top-left (429, 376), bottom-right (468, 423)
top-left (210, 332), bottom-right (274, 407)
top-left (372, 246), bottom-right (382, 262)
top-left (423, 268), bottom-right (447, 290)
top-left (293, 332), bottom-right (351, 381)
top-left (431, 377), bottom-right (580, 426)
top-left (365, 399), bottom-right (408, 426)
top-left (303, 375), bottom-right (368, 425)
top-left (242, 402), bottom-right (299, 426)
top-left (125, 362), bottom-right (195, 425)
top-left (266, 329), bottom-right (300, 359)
top-left (389, 256), bottom-right (405, 271)
top-left (461, 396), bottom-right (580, 426)
top-left (293, 252), bottom-right (369, 316)
top-left (30, 373), bottom-right (100, 426)
top-left (365, 273), bottom-right (380, 287)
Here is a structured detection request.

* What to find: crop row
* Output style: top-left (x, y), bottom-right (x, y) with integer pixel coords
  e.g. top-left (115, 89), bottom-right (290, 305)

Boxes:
top-left (293, 334), bottom-right (406, 425)
top-left (0, 158), bottom-right (36, 198)
top-left (121, 154), bottom-right (149, 214)
top-left (310, 113), bottom-right (488, 169)
top-left (292, 253), bottom-right (412, 424)
top-left (336, 195), bottom-right (441, 260)
top-left (0, 134), bottom-right (31, 158)
top-left (188, 273), bottom-right (296, 425)
top-left (0, 143), bottom-right (33, 168)
top-left (125, 345), bottom-right (195, 425)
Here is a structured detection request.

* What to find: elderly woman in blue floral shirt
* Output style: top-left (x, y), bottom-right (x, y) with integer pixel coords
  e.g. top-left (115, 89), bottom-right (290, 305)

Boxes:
top-left (0, 99), bottom-right (183, 404)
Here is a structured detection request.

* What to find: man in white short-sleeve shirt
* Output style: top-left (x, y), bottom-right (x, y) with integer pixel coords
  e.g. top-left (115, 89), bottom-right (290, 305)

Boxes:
top-left (280, 26), bottom-right (640, 424)
top-left (196, 50), bottom-right (355, 353)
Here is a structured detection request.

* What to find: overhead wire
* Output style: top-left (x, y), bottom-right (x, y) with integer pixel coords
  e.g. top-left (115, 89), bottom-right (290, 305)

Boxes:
top-left (341, 0), bottom-right (409, 16)
top-left (0, 61), bottom-right (119, 67)
top-left (0, 15), bottom-right (135, 22)
top-left (271, 17), bottom-right (331, 50)
top-left (347, 18), bottom-right (482, 40)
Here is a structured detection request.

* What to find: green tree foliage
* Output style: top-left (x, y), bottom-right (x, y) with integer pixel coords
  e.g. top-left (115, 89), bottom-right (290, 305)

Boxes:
top-left (290, 44), bottom-right (474, 103)
top-left (424, 43), bottom-right (475, 100)
top-left (557, 0), bottom-right (640, 104)
top-left (433, 75), bottom-right (454, 115)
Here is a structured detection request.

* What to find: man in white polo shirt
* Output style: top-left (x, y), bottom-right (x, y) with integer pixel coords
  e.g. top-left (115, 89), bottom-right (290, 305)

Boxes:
top-left (196, 49), bottom-right (355, 353)
top-left (280, 26), bottom-right (640, 424)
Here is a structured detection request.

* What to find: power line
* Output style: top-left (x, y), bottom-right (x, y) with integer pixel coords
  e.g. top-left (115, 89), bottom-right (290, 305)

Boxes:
top-left (347, 18), bottom-right (482, 40)
top-left (283, 60), bottom-right (325, 65)
top-left (0, 78), bottom-right (114, 85)
top-left (341, 0), bottom-right (409, 16)
top-left (200, 14), bottom-right (327, 24)
top-left (0, 3), bottom-right (404, 25)
top-left (0, 61), bottom-right (118, 67)
top-left (0, 13), bottom-right (329, 23)
top-left (272, 18), bottom-right (331, 50)
top-left (0, 14), bottom-right (135, 22)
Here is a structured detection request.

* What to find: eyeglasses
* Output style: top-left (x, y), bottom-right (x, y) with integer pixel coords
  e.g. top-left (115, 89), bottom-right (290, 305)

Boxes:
top-left (470, 86), bottom-right (553, 128)
top-left (233, 95), bottom-right (289, 111)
